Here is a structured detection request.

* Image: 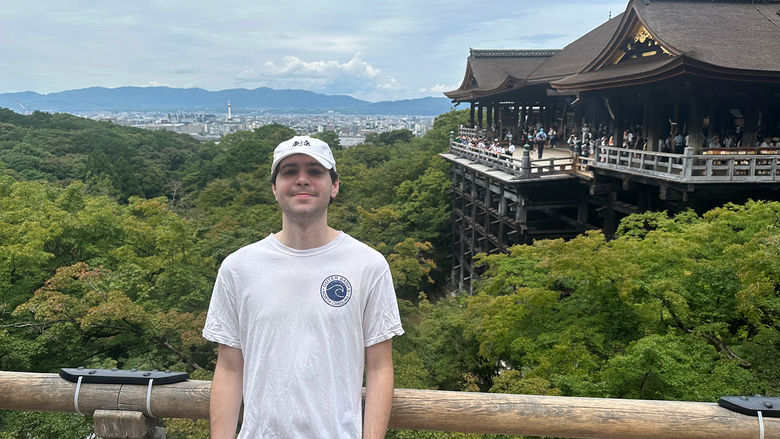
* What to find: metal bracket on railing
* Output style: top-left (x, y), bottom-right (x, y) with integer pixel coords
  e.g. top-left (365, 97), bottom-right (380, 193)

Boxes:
top-left (718, 395), bottom-right (780, 439)
top-left (60, 367), bottom-right (189, 416)
top-left (718, 395), bottom-right (779, 417)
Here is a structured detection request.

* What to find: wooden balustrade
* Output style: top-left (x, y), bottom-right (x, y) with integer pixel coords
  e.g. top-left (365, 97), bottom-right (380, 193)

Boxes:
top-left (450, 130), bottom-right (780, 183)
top-left (0, 371), bottom-right (777, 439)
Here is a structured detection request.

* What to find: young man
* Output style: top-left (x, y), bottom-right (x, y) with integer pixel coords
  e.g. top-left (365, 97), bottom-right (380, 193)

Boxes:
top-left (202, 135), bottom-right (404, 438)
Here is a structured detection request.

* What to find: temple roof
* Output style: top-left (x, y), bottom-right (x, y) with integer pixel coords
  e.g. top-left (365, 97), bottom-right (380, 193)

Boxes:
top-left (553, 0), bottom-right (780, 91)
top-left (445, 0), bottom-right (780, 100)
top-left (526, 13), bottom-right (624, 84)
top-left (443, 49), bottom-right (558, 101)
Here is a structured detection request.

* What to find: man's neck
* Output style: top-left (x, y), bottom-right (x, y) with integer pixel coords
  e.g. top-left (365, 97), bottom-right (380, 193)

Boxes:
top-left (274, 219), bottom-right (340, 250)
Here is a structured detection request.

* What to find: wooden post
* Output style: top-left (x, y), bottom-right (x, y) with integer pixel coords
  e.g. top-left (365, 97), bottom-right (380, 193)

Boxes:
top-left (521, 147), bottom-right (531, 179)
top-left (688, 99), bottom-right (704, 152)
top-left (743, 102), bottom-right (759, 148)
top-left (486, 104), bottom-right (493, 135)
top-left (93, 410), bottom-right (163, 439)
top-left (683, 146), bottom-right (694, 180)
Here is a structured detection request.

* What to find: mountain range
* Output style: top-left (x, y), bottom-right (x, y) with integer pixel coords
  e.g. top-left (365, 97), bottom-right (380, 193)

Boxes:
top-left (0, 86), bottom-right (454, 116)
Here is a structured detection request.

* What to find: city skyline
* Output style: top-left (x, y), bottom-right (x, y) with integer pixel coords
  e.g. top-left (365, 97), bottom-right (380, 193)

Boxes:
top-left (1, 1), bottom-right (627, 102)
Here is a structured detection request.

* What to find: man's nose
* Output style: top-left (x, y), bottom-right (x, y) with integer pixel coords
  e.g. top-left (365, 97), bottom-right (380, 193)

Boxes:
top-left (294, 172), bottom-right (309, 184)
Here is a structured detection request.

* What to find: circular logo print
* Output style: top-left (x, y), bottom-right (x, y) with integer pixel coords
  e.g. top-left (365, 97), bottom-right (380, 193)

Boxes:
top-left (320, 275), bottom-right (352, 307)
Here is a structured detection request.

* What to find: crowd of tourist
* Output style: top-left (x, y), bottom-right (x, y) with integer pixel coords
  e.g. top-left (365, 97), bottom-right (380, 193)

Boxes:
top-left (456, 122), bottom-right (780, 163)
top-left (455, 125), bottom-right (564, 160)
top-left (454, 135), bottom-right (516, 156)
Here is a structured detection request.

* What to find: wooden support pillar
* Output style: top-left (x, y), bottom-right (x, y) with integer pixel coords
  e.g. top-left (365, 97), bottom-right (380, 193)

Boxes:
top-left (603, 206), bottom-right (617, 238)
top-left (451, 169), bottom-right (460, 289)
top-left (93, 410), bottom-right (164, 439)
top-left (743, 102), bottom-right (759, 148)
top-left (477, 105), bottom-right (484, 131)
top-left (498, 185), bottom-right (507, 251)
top-left (515, 194), bottom-right (527, 225)
top-left (643, 102), bottom-right (655, 151)
top-left (612, 99), bottom-right (624, 149)
top-left (706, 101), bottom-right (715, 139)
top-left (469, 103), bottom-right (475, 128)
top-left (498, 104), bottom-right (504, 138)
top-left (638, 186), bottom-right (652, 212)
top-left (487, 105), bottom-right (493, 134)
top-left (577, 198), bottom-right (588, 233)
top-left (484, 181), bottom-right (492, 252)
top-left (687, 99), bottom-right (704, 152)
top-left (470, 176), bottom-right (478, 285)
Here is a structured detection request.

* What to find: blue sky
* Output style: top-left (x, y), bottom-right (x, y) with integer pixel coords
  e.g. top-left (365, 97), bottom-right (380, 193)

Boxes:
top-left (0, 1), bottom-right (627, 101)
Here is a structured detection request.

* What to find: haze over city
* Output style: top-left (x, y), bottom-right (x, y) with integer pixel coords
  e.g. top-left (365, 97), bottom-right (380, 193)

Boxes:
top-left (1, 1), bottom-right (626, 102)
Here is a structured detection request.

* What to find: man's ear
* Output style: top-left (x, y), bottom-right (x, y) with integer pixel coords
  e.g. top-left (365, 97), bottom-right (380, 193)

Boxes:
top-left (330, 178), bottom-right (339, 199)
top-left (271, 183), bottom-right (279, 201)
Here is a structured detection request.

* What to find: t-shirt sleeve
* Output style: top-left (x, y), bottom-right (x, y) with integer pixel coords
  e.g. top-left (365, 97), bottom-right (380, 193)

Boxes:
top-left (202, 270), bottom-right (242, 348)
top-left (363, 267), bottom-right (404, 347)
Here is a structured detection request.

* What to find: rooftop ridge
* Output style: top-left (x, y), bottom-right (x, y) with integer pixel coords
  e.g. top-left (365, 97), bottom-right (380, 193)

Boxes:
top-left (470, 49), bottom-right (560, 58)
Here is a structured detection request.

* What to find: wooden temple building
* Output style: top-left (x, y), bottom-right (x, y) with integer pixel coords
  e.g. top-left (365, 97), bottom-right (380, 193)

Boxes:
top-left (442, 0), bottom-right (780, 290)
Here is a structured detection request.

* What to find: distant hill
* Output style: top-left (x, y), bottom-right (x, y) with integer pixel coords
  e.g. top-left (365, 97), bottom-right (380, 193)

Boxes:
top-left (0, 86), bottom-right (453, 115)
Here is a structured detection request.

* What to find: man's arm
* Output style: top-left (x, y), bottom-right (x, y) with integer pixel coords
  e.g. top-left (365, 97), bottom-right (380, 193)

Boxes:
top-left (210, 344), bottom-right (244, 439)
top-left (363, 339), bottom-right (394, 439)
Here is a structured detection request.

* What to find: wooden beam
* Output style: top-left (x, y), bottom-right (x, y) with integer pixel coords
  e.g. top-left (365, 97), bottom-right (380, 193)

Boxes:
top-left (0, 372), bottom-right (778, 439)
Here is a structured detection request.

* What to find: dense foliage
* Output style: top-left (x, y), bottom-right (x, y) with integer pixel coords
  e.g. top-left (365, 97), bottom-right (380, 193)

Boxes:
top-left (0, 107), bottom-right (778, 438)
top-left (395, 202), bottom-right (780, 402)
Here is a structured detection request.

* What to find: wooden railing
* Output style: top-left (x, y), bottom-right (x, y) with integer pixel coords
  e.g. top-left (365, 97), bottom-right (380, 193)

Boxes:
top-left (450, 127), bottom-right (780, 184)
top-left (592, 146), bottom-right (780, 182)
top-left (448, 141), bottom-right (576, 179)
top-left (0, 371), bottom-right (776, 439)
top-left (458, 125), bottom-right (478, 138)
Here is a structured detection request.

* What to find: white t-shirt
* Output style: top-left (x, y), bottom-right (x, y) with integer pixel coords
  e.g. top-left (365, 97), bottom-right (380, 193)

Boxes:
top-left (202, 232), bottom-right (404, 438)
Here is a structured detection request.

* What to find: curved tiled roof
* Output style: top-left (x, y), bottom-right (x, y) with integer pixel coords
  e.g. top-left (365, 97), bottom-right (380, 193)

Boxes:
top-left (445, 0), bottom-right (780, 100)
top-left (527, 13), bottom-right (624, 84)
top-left (553, 0), bottom-right (780, 91)
top-left (634, 0), bottom-right (780, 73)
top-left (444, 49), bottom-right (558, 101)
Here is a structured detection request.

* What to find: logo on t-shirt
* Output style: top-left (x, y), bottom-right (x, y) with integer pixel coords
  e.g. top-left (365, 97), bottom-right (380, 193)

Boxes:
top-left (320, 275), bottom-right (352, 307)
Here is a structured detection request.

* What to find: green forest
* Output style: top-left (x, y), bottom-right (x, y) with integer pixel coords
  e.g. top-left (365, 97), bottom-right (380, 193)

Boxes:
top-left (0, 108), bottom-right (778, 438)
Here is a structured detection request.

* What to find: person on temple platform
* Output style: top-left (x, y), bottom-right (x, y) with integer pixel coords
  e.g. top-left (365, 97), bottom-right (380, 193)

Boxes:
top-left (535, 127), bottom-right (547, 159)
top-left (673, 132), bottom-right (685, 153)
top-left (708, 135), bottom-right (722, 149)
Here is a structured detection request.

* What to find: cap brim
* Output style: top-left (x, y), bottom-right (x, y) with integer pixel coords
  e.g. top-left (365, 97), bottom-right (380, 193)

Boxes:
top-left (271, 151), bottom-right (335, 174)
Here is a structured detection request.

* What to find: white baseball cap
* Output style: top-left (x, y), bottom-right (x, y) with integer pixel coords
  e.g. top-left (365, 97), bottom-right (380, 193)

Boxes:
top-left (271, 135), bottom-right (336, 174)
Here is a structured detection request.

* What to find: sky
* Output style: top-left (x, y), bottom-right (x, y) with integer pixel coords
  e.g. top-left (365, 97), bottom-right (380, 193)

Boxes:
top-left (0, 1), bottom-right (628, 102)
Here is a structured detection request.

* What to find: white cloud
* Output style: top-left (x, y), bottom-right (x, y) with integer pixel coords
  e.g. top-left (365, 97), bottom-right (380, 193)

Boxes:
top-left (232, 54), bottom-right (401, 100)
top-left (421, 84), bottom-right (456, 94)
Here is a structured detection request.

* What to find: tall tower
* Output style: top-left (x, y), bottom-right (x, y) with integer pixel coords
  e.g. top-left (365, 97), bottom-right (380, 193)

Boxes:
top-left (227, 100), bottom-right (232, 121)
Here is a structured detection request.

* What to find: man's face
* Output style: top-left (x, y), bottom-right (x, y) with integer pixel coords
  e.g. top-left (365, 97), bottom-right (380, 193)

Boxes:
top-left (271, 154), bottom-right (339, 224)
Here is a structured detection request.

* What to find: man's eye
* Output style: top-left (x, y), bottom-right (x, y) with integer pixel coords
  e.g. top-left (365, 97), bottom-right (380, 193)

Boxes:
top-left (282, 169), bottom-right (297, 176)
top-left (308, 169), bottom-right (323, 176)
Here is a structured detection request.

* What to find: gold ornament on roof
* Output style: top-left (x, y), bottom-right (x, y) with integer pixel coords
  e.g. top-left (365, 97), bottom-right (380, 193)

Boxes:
top-left (611, 25), bottom-right (672, 64)
top-left (634, 27), bottom-right (652, 43)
